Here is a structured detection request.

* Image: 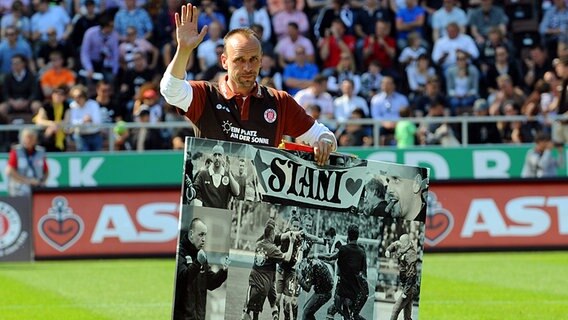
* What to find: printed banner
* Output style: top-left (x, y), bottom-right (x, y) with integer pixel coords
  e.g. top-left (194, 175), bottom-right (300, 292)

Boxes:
top-left (171, 138), bottom-right (429, 320)
top-left (0, 196), bottom-right (32, 262)
top-left (32, 188), bottom-right (181, 258)
top-left (425, 180), bottom-right (568, 250)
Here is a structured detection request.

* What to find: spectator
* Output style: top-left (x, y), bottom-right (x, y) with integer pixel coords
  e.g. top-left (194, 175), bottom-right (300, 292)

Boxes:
top-left (478, 27), bottom-right (514, 75)
top-left (30, 0), bottom-right (72, 44)
top-left (432, 22), bottom-right (478, 70)
top-left (36, 28), bottom-right (75, 71)
top-left (229, 0), bottom-right (272, 42)
top-left (444, 50), bottom-right (480, 115)
top-left (357, 0), bottom-right (395, 32)
top-left (0, 1), bottom-right (31, 40)
top-left (467, 98), bottom-right (502, 144)
top-left (522, 45), bottom-right (553, 92)
top-left (257, 54), bottom-right (283, 90)
top-left (326, 52), bottom-right (361, 96)
top-left (484, 46), bottom-right (523, 94)
top-left (80, 13), bottom-right (120, 83)
top-left (95, 79), bottom-right (125, 122)
top-left (334, 79), bottom-right (370, 121)
top-left (539, 0), bottom-right (568, 54)
top-left (314, 0), bottom-right (357, 40)
top-left (274, 22), bottom-right (315, 69)
top-left (154, 0), bottom-right (180, 48)
top-left (133, 88), bottom-right (163, 124)
top-left (498, 100), bottom-right (535, 144)
top-left (336, 108), bottom-right (372, 146)
top-left (40, 51), bottom-right (76, 98)
top-left (294, 74), bottom-right (334, 120)
top-left (0, 54), bottom-right (42, 121)
top-left (68, 84), bottom-right (103, 151)
top-left (489, 74), bottom-right (527, 116)
top-left (130, 107), bottom-right (166, 151)
top-left (267, 0), bottom-right (306, 15)
top-left (398, 31), bottom-right (427, 69)
top-left (113, 0), bottom-right (153, 41)
top-left (69, 0), bottom-right (99, 53)
top-left (318, 18), bottom-right (357, 75)
top-left (406, 53), bottom-right (436, 97)
top-left (251, 23), bottom-right (275, 57)
top-left (198, 0), bottom-right (227, 37)
top-left (306, 103), bottom-right (322, 120)
top-left (370, 76), bottom-right (409, 145)
top-left (33, 86), bottom-right (70, 152)
top-left (360, 60), bottom-right (384, 100)
top-left (119, 26), bottom-right (159, 71)
top-left (198, 44), bottom-right (225, 81)
top-left (394, 0), bottom-right (426, 49)
top-left (412, 75), bottom-right (447, 117)
top-left (116, 51), bottom-right (159, 112)
top-left (0, 26), bottom-right (34, 74)
top-left (283, 46), bottom-right (319, 96)
top-left (272, 0), bottom-right (309, 40)
top-left (467, 0), bottom-right (508, 46)
top-left (197, 21), bottom-right (225, 74)
top-left (521, 132), bottom-right (559, 178)
top-left (431, 0), bottom-right (466, 41)
top-left (362, 20), bottom-right (397, 70)
top-left (395, 107), bottom-right (416, 148)
top-left (418, 99), bottom-right (459, 146)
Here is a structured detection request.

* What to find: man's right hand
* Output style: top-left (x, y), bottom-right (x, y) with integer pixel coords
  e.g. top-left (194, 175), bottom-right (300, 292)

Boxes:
top-left (197, 249), bottom-right (207, 264)
top-left (385, 250), bottom-right (391, 258)
top-left (175, 4), bottom-right (208, 53)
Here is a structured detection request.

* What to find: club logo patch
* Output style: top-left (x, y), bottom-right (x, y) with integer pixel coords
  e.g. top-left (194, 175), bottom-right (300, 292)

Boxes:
top-left (38, 196), bottom-right (84, 252)
top-left (264, 109), bottom-right (277, 123)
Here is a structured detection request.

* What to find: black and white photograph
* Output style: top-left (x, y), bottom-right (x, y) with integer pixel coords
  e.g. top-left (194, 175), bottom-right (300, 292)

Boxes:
top-left (376, 219), bottom-right (425, 320)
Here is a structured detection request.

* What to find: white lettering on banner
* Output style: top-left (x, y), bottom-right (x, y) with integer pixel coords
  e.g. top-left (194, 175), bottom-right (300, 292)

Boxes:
top-left (69, 158), bottom-right (104, 186)
top-left (0, 159), bottom-right (6, 191)
top-left (405, 152), bottom-right (450, 179)
top-left (91, 203), bottom-right (179, 243)
top-left (45, 159), bottom-right (60, 187)
top-left (461, 197), bottom-right (568, 237)
top-left (473, 150), bottom-right (510, 178)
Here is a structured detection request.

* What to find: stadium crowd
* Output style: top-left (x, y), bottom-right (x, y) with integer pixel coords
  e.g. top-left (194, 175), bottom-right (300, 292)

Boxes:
top-left (0, 0), bottom-right (566, 152)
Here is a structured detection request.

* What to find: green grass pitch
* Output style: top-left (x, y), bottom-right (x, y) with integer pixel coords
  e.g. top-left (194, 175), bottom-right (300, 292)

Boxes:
top-left (1, 252), bottom-right (567, 319)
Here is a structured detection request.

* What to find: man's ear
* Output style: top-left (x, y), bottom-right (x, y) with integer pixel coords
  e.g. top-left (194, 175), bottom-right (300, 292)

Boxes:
top-left (412, 174), bottom-right (421, 194)
top-left (221, 53), bottom-right (228, 70)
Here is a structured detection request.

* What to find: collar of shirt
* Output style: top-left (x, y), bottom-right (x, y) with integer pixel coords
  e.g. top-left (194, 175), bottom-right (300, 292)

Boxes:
top-left (218, 75), bottom-right (263, 100)
top-left (208, 165), bottom-right (226, 177)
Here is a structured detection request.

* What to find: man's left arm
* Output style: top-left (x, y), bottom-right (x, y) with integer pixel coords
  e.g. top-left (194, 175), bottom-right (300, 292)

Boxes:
top-left (226, 158), bottom-right (240, 197)
top-left (206, 265), bottom-right (228, 291)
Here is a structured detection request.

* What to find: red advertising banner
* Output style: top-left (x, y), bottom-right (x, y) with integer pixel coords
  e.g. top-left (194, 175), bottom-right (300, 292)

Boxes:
top-left (33, 187), bottom-right (181, 258)
top-left (425, 180), bottom-right (568, 250)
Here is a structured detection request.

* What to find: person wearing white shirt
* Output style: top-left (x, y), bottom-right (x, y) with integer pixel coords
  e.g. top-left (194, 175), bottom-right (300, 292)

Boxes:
top-left (431, 0), bottom-right (467, 40)
top-left (197, 21), bottom-right (224, 72)
top-left (229, 0), bottom-right (272, 42)
top-left (67, 84), bottom-right (103, 151)
top-left (432, 22), bottom-right (478, 70)
top-left (294, 74), bottom-right (334, 119)
top-left (333, 79), bottom-right (369, 121)
top-left (370, 76), bottom-right (409, 145)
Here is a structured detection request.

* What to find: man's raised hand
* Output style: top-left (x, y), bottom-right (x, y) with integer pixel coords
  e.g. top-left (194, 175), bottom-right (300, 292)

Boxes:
top-left (175, 4), bottom-right (208, 52)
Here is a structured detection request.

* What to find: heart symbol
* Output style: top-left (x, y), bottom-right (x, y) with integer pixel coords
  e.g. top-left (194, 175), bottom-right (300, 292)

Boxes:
top-left (38, 214), bottom-right (84, 252)
top-left (425, 208), bottom-right (454, 247)
top-left (346, 178), bottom-right (362, 196)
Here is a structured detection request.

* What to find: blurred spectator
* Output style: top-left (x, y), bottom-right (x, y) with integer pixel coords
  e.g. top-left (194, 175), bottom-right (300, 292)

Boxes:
top-left (0, 26), bottom-right (35, 74)
top-left (362, 20), bottom-right (396, 70)
top-left (306, 103), bottom-right (322, 120)
top-left (251, 23), bottom-right (275, 57)
top-left (395, 107), bottom-right (416, 148)
top-left (33, 86), bottom-right (70, 152)
top-left (358, 0), bottom-right (395, 30)
top-left (0, 1), bottom-right (31, 40)
top-left (119, 26), bottom-right (159, 71)
top-left (551, 55), bottom-right (568, 166)
top-left (283, 46), bottom-right (319, 95)
top-left (0, 54), bottom-right (42, 120)
top-left (5, 128), bottom-right (48, 197)
top-left (478, 27), bottom-right (514, 74)
top-left (197, 21), bottom-right (225, 74)
top-left (418, 99), bottom-right (459, 146)
top-left (371, 76), bottom-right (409, 145)
top-left (336, 108), bottom-right (373, 146)
top-left (360, 60), bottom-right (384, 100)
top-left (267, 0), bottom-right (305, 15)
top-left (275, 22), bottom-right (315, 69)
top-left (521, 132), bottom-right (560, 178)
top-left (314, 0), bottom-right (357, 40)
top-left (39, 51), bottom-right (76, 97)
top-left (95, 79), bottom-right (124, 122)
top-left (68, 84), bottom-right (103, 151)
top-left (467, 0), bottom-right (508, 46)
top-left (394, 0), bottom-right (426, 49)
top-left (36, 28), bottom-right (74, 70)
top-left (80, 13), bottom-right (120, 83)
top-left (0, 0), bottom-right (30, 15)
top-left (318, 19), bottom-right (356, 75)
top-left (398, 31), bottom-right (427, 69)
top-left (198, 44), bottom-right (225, 81)
top-left (522, 45), bottom-right (553, 92)
top-left (539, 0), bottom-right (568, 55)
top-left (498, 100), bottom-right (535, 144)
top-left (198, 0), bottom-right (227, 37)
top-left (406, 53), bottom-right (436, 97)
top-left (489, 74), bottom-right (527, 116)
top-left (131, 107), bottom-right (167, 151)
top-left (412, 75), bottom-right (447, 117)
top-left (69, 0), bottom-right (99, 55)
top-left (294, 74), bottom-right (334, 120)
top-left (334, 79), bottom-right (370, 121)
top-left (327, 52), bottom-right (361, 96)
top-left (257, 54), bottom-right (283, 90)
top-left (116, 51), bottom-right (159, 112)
top-left (431, 0), bottom-right (466, 41)
top-left (444, 50), bottom-right (480, 115)
top-left (229, 0), bottom-right (272, 42)
top-left (432, 22), bottom-right (478, 70)
top-left (154, 0), bottom-right (180, 48)
top-left (113, 0), bottom-right (153, 41)
top-left (467, 98), bottom-right (502, 144)
top-left (484, 46), bottom-right (523, 94)
top-left (522, 79), bottom-right (554, 134)
top-left (30, 0), bottom-right (72, 43)
top-left (272, 0), bottom-right (309, 40)
top-left (133, 88), bottom-right (163, 123)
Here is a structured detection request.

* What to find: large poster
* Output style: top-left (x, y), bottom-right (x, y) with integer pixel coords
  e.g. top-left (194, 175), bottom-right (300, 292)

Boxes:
top-left (171, 138), bottom-right (429, 320)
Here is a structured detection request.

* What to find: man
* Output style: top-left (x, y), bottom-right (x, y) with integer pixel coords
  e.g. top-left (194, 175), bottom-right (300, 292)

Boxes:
top-left (5, 129), bottom-right (48, 196)
top-left (431, 22), bottom-right (479, 71)
top-left (362, 178), bottom-right (388, 216)
top-left (283, 45), bottom-right (318, 96)
top-left (193, 144), bottom-right (239, 209)
top-left (0, 54), bottom-right (42, 120)
top-left (275, 216), bottom-right (303, 320)
top-left (383, 165), bottom-right (428, 221)
top-left (161, 4), bottom-right (336, 166)
top-left (243, 219), bottom-right (295, 320)
top-left (385, 234), bottom-right (418, 320)
top-left (80, 13), bottom-right (120, 83)
top-left (521, 132), bottom-right (559, 178)
top-left (297, 256), bottom-right (334, 320)
top-left (321, 224), bottom-right (368, 320)
top-left (113, 0), bottom-right (153, 41)
top-left (334, 79), bottom-right (369, 122)
top-left (467, 0), bottom-right (508, 45)
top-left (174, 218), bottom-right (229, 320)
top-left (370, 76), bottom-right (409, 145)
top-left (294, 74), bottom-right (334, 121)
top-left (234, 158), bottom-right (248, 201)
top-left (430, 0), bottom-right (467, 41)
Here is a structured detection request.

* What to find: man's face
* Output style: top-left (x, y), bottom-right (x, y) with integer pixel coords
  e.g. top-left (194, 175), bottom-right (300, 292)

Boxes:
top-left (222, 34), bottom-right (262, 90)
top-left (189, 221), bottom-right (207, 250)
top-left (386, 175), bottom-right (419, 219)
top-left (363, 186), bottom-right (380, 210)
top-left (11, 57), bottom-right (24, 73)
top-left (302, 217), bottom-right (313, 232)
top-left (291, 220), bottom-right (300, 232)
top-left (213, 152), bottom-right (223, 168)
top-left (238, 161), bottom-right (245, 174)
top-left (340, 80), bottom-right (353, 96)
top-left (22, 132), bottom-right (37, 150)
top-left (555, 63), bottom-right (567, 79)
top-left (381, 77), bottom-right (395, 94)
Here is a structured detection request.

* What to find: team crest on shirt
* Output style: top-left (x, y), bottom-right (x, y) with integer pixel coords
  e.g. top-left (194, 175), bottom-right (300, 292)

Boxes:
top-left (222, 176), bottom-right (229, 186)
top-left (264, 109), bottom-right (277, 123)
top-left (254, 247), bottom-right (267, 266)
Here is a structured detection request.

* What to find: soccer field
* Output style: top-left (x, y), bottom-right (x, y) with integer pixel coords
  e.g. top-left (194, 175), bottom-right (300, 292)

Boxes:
top-left (1, 252), bottom-right (567, 320)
